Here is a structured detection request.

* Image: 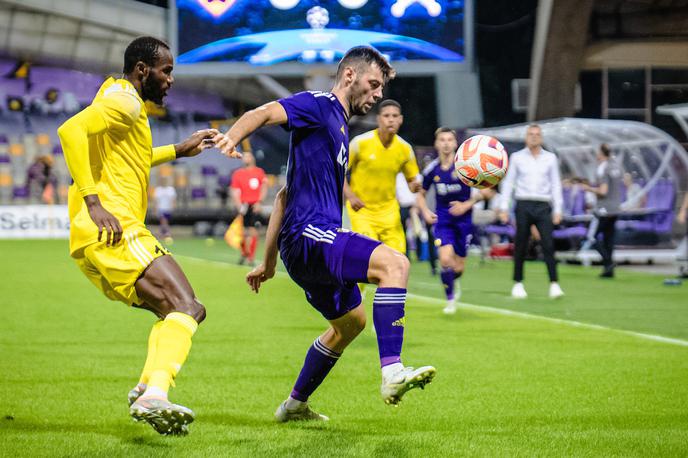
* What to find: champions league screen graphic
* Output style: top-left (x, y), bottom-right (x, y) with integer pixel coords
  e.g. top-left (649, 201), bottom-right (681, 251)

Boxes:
top-left (175, 0), bottom-right (465, 65)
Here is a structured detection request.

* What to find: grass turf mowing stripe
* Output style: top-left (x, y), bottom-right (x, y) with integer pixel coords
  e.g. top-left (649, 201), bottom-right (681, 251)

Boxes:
top-left (406, 293), bottom-right (688, 348)
top-left (175, 255), bottom-right (688, 348)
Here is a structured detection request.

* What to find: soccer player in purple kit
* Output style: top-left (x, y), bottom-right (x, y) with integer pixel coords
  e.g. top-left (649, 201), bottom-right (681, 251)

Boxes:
top-left (213, 46), bottom-right (436, 422)
top-left (417, 128), bottom-right (493, 314)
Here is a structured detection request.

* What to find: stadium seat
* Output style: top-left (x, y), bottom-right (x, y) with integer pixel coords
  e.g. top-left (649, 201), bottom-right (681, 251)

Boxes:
top-left (616, 179), bottom-right (676, 235)
top-left (9, 143), bottom-right (24, 157)
top-left (12, 185), bottom-right (29, 203)
top-left (554, 187), bottom-right (588, 242)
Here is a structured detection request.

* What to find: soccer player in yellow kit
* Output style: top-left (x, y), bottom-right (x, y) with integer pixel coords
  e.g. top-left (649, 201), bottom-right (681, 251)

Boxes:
top-left (57, 36), bottom-right (217, 436)
top-left (344, 99), bottom-right (421, 254)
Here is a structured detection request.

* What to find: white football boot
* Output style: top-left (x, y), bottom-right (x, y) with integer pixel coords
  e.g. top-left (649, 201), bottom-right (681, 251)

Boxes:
top-left (549, 282), bottom-right (565, 299)
top-left (130, 397), bottom-right (195, 436)
top-left (381, 365), bottom-right (436, 405)
top-left (127, 383), bottom-right (146, 406)
top-left (511, 282), bottom-right (528, 299)
top-left (442, 301), bottom-right (457, 315)
top-left (274, 401), bottom-right (329, 423)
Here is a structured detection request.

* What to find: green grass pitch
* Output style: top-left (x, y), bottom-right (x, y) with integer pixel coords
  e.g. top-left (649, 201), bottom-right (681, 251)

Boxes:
top-left (1, 238), bottom-right (687, 457)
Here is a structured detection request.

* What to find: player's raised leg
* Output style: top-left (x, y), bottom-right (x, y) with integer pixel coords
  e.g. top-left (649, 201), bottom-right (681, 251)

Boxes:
top-left (366, 244), bottom-right (436, 405)
top-left (129, 255), bottom-right (206, 435)
top-left (275, 304), bottom-right (367, 422)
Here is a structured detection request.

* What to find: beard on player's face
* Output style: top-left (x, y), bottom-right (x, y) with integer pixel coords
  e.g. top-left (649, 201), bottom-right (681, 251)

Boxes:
top-left (349, 80), bottom-right (375, 116)
top-left (141, 71), bottom-right (166, 105)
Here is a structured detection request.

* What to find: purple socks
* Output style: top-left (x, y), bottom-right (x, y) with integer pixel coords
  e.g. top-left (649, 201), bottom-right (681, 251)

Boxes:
top-left (373, 287), bottom-right (406, 367)
top-left (441, 268), bottom-right (455, 301)
top-left (290, 337), bottom-right (341, 402)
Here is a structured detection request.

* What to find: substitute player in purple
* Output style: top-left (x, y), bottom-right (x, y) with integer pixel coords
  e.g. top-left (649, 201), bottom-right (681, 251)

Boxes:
top-left (213, 46), bottom-right (435, 422)
top-left (417, 128), bottom-right (493, 315)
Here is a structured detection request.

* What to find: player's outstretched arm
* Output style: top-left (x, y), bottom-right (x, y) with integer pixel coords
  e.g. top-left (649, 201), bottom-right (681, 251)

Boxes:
top-left (58, 107), bottom-right (123, 246)
top-left (214, 102), bottom-right (288, 158)
top-left (176, 129), bottom-right (220, 158)
top-left (246, 186), bottom-right (287, 293)
top-left (150, 129), bottom-right (219, 166)
top-left (416, 189), bottom-right (437, 224)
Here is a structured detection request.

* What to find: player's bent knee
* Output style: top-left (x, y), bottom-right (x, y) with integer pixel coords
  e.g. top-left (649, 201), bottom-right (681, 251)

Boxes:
top-left (191, 298), bottom-right (206, 324)
top-left (388, 253), bottom-right (410, 281)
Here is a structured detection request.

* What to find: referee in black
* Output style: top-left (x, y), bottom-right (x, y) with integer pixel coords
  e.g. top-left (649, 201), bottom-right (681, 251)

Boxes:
top-left (498, 124), bottom-right (565, 299)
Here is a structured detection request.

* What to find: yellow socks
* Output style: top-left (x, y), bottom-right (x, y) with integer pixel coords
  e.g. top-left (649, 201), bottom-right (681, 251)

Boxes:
top-left (138, 320), bottom-right (164, 386)
top-left (146, 312), bottom-right (199, 396)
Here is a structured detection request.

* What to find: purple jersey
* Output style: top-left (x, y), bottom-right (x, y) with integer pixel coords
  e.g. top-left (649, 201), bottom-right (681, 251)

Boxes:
top-left (422, 159), bottom-right (473, 224)
top-left (278, 91), bottom-right (350, 244)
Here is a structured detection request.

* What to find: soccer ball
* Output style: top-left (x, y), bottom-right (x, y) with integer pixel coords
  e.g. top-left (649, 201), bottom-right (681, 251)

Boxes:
top-left (454, 135), bottom-right (509, 189)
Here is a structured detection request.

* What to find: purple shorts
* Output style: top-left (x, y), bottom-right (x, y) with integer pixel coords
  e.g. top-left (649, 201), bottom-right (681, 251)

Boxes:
top-left (280, 225), bottom-right (382, 320)
top-left (434, 221), bottom-right (473, 257)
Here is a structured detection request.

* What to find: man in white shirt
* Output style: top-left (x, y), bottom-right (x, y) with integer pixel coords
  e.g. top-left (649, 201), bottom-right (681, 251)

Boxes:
top-left (498, 124), bottom-right (565, 299)
top-left (153, 178), bottom-right (177, 241)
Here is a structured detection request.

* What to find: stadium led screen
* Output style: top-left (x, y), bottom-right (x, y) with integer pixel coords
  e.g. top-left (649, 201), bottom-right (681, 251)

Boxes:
top-left (173, 0), bottom-right (466, 66)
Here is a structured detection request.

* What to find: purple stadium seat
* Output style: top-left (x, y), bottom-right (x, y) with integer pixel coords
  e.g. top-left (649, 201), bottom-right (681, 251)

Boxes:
top-left (484, 223), bottom-right (515, 239)
top-left (217, 175), bottom-right (231, 188)
top-left (191, 187), bottom-right (207, 199)
top-left (555, 188), bottom-right (588, 242)
top-left (616, 179), bottom-right (675, 234)
top-left (201, 165), bottom-right (218, 176)
top-left (0, 155), bottom-right (9, 164)
top-left (12, 185), bottom-right (29, 199)
top-left (553, 226), bottom-right (588, 239)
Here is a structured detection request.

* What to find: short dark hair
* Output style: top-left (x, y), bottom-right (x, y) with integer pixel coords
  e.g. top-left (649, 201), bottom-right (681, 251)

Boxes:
top-left (335, 46), bottom-right (396, 83)
top-left (599, 143), bottom-right (611, 157)
top-left (123, 36), bottom-right (170, 73)
top-left (378, 99), bottom-right (401, 114)
top-left (434, 127), bottom-right (458, 141)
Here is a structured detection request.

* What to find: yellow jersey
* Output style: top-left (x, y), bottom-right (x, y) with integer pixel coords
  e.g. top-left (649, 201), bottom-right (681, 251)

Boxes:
top-left (348, 129), bottom-right (419, 214)
top-left (60, 77), bottom-right (176, 256)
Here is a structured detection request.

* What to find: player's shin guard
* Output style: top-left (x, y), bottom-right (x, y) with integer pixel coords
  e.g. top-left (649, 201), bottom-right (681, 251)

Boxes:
top-left (147, 312), bottom-right (198, 394)
top-left (373, 288), bottom-right (406, 367)
top-left (138, 320), bottom-right (164, 386)
top-left (291, 337), bottom-right (341, 402)
top-left (440, 268), bottom-right (455, 301)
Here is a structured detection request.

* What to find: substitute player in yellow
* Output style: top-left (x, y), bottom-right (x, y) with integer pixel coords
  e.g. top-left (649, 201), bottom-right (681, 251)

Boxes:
top-left (344, 99), bottom-right (421, 254)
top-left (57, 36), bottom-right (217, 436)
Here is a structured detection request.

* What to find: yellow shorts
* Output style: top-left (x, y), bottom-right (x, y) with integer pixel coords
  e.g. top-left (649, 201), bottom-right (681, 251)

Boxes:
top-left (347, 203), bottom-right (406, 254)
top-left (74, 227), bottom-right (170, 305)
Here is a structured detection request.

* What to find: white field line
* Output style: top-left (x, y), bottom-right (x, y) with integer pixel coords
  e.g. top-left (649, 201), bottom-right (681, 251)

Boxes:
top-left (177, 255), bottom-right (688, 348)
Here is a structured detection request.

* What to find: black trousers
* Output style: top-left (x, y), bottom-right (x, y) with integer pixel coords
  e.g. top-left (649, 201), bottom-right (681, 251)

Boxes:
top-left (594, 215), bottom-right (618, 269)
top-left (514, 200), bottom-right (558, 282)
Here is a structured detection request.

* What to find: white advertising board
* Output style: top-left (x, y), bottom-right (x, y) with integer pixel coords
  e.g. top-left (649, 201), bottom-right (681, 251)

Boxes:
top-left (0, 205), bottom-right (70, 239)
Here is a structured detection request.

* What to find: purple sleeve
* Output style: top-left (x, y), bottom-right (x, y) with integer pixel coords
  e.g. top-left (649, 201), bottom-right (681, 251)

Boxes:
top-left (422, 169), bottom-right (434, 191)
top-left (278, 91), bottom-right (322, 131)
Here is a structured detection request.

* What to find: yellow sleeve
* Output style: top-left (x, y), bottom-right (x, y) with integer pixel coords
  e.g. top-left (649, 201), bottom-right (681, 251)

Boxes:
top-left (401, 145), bottom-right (420, 181)
top-left (57, 106), bottom-right (108, 197)
top-left (152, 145), bottom-right (177, 166)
